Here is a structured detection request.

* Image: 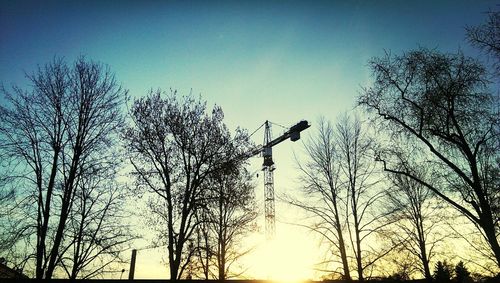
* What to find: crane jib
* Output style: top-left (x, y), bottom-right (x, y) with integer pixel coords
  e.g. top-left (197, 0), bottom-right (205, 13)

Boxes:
top-left (232, 119), bottom-right (310, 240)
top-left (240, 120), bottom-right (310, 159)
top-left (267, 120), bottom-right (310, 147)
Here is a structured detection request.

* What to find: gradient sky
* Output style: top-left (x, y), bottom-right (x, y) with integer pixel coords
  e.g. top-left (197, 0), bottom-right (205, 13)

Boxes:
top-left (2, 0), bottom-right (496, 130)
top-left (1, 0), bottom-right (498, 279)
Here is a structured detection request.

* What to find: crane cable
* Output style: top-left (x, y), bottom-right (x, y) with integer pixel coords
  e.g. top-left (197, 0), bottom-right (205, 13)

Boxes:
top-left (248, 120), bottom-right (287, 140)
top-left (269, 121), bottom-right (288, 130)
top-left (248, 122), bottom-right (266, 139)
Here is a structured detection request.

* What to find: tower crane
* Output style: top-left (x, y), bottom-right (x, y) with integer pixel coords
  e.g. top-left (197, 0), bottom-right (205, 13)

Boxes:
top-left (244, 120), bottom-right (310, 239)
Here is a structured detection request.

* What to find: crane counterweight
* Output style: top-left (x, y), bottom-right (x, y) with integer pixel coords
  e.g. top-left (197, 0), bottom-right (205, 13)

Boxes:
top-left (263, 147), bottom-right (274, 167)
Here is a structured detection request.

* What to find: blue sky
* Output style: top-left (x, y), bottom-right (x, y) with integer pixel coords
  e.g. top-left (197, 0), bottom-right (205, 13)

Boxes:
top-left (1, 0), bottom-right (498, 279)
top-left (1, 0), bottom-right (496, 131)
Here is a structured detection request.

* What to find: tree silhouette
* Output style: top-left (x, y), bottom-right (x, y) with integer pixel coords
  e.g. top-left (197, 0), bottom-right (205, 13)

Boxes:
top-left (384, 169), bottom-right (447, 282)
top-left (359, 48), bottom-right (500, 267)
top-left (454, 261), bottom-right (472, 283)
top-left (289, 114), bottom-right (390, 281)
top-left (123, 90), bottom-right (251, 279)
top-left (194, 166), bottom-right (257, 280)
top-left (385, 253), bottom-right (419, 281)
top-left (288, 118), bottom-right (351, 280)
top-left (466, 10), bottom-right (500, 75)
top-left (0, 162), bottom-right (33, 273)
top-left (61, 173), bottom-right (134, 279)
top-left (335, 114), bottom-right (390, 281)
top-left (0, 168), bottom-right (22, 257)
top-left (433, 260), bottom-right (452, 282)
top-left (0, 57), bottom-right (129, 278)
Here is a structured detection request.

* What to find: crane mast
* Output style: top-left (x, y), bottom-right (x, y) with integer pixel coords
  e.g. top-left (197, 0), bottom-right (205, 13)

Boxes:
top-left (263, 121), bottom-right (276, 239)
top-left (247, 120), bottom-right (310, 240)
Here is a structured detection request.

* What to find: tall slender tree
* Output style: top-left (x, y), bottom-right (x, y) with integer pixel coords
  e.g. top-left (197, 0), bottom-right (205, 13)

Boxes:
top-left (289, 118), bottom-right (351, 280)
top-left (385, 169), bottom-right (446, 282)
top-left (336, 114), bottom-right (388, 281)
top-left (194, 165), bottom-right (257, 280)
top-left (0, 57), bottom-right (128, 278)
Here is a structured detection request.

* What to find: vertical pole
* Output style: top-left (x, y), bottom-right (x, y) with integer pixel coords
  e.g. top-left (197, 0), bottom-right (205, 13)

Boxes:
top-left (263, 165), bottom-right (276, 239)
top-left (263, 121), bottom-right (276, 240)
top-left (128, 249), bottom-right (137, 280)
top-left (262, 121), bottom-right (276, 279)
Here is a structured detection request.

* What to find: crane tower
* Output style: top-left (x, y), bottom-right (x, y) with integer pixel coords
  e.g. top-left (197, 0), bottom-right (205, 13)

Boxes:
top-left (255, 120), bottom-right (310, 239)
top-left (263, 121), bottom-right (276, 239)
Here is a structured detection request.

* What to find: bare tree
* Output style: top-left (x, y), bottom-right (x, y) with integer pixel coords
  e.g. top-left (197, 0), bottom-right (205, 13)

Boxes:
top-left (335, 114), bottom-right (388, 281)
top-left (466, 10), bottom-right (500, 75)
top-left (0, 161), bottom-right (35, 273)
top-left (358, 48), bottom-right (500, 266)
top-left (289, 115), bottom-right (388, 281)
top-left (193, 214), bottom-right (212, 279)
top-left (0, 166), bottom-right (18, 254)
top-left (288, 117), bottom-right (352, 280)
top-left (384, 168), bottom-right (447, 282)
top-left (123, 90), bottom-right (249, 279)
top-left (0, 57), bottom-right (128, 278)
top-left (384, 250), bottom-right (421, 280)
top-left (61, 171), bottom-right (134, 279)
top-left (201, 166), bottom-right (257, 280)
top-left (189, 143), bottom-right (256, 280)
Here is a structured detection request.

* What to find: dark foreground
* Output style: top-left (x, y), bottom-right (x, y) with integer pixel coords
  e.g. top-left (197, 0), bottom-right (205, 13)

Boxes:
top-left (1, 279), bottom-right (500, 283)
top-left (0, 280), bottom-right (429, 283)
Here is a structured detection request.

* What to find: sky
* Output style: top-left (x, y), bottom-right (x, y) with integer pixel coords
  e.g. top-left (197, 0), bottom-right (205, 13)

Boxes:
top-left (1, 0), bottom-right (498, 280)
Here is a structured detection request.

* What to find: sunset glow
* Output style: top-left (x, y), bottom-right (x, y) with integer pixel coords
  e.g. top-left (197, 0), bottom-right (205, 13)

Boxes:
top-left (1, 0), bottom-right (498, 280)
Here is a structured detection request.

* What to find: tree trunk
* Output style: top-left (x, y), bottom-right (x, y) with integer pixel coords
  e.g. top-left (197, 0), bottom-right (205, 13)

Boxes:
top-left (45, 149), bottom-right (80, 279)
top-left (69, 206), bottom-right (86, 280)
top-left (419, 239), bottom-right (432, 281)
top-left (168, 207), bottom-right (177, 279)
top-left (333, 201), bottom-right (351, 280)
top-left (355, 233), bottom-right (363, 281)
top-left (170, 256), bottom-right (180, 280)
top-left (218, 189), bottom-right (225, 280)
top-left (481, 217), bottom-right (500, 267)
top-left (218, 247), bottom-right (226, 280)
top-left (352, 197), bottom-right (363, 281)
top-left (36, 150), bottom-right (60, 279)
top-left (351, 187), bottom-right (363, 281)
top-left (201, 228), bottom-right (210, 279)
top-left (416, 215), bottom-right (432, 281)
top-left (45, 186), bottom-right (73, 278)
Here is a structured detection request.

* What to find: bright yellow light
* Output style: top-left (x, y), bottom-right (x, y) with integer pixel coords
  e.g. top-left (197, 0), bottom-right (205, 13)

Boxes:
top-left (245, 225), bottom-right (317, 281)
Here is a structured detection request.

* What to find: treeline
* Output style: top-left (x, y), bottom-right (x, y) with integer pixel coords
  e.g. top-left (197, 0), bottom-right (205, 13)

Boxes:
top-left (0, 10), bottom-right (498, 282)
top-left (0, 66), bottom-right (258, 280)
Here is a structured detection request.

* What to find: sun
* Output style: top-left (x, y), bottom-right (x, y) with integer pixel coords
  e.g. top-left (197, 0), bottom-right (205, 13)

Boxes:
top-left (126, 218), bottom-right (319, 280)
top-left (246, 225), bottom-right (317, 281)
